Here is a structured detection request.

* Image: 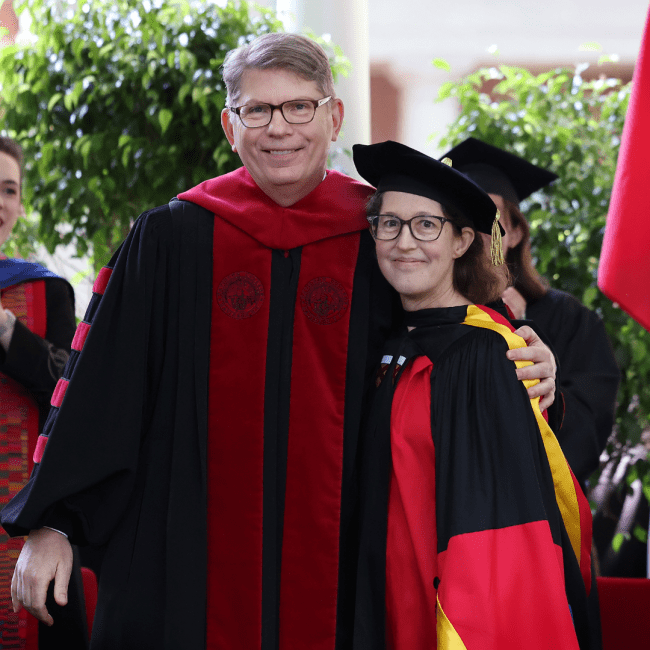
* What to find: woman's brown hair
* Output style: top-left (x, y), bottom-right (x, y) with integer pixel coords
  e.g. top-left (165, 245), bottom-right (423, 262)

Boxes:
top-left (0, 136), bottom-right (23, 190)
top-left (367, 192), bottom-right (508, 306)
top-left (500, 198), bottom-right (548, 302)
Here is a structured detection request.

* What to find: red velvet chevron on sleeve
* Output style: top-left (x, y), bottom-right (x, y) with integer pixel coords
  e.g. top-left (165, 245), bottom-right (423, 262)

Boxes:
top-left (34, 265), bottom-right (115, 466)
top-left (92, 267), bottom-right (113, 295)
top-left (32, 435), bottom-right (48, 464)
top-left (71, 322), bottom-right (91, 352)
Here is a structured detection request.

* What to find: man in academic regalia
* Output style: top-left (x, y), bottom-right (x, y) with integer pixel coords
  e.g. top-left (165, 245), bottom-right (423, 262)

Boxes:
top-left (2, 35), bottom-right (557, 650)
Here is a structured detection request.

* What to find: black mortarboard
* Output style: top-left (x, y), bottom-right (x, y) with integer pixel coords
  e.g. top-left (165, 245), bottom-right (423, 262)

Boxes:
top-left (440, 137), bottom-right (559, 204)
top-left (352, 140), bottom-right (499, 236)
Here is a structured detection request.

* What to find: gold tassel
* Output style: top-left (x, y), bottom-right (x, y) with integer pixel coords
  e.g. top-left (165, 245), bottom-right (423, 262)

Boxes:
top-left (491, 209), bottom-right (505, 266)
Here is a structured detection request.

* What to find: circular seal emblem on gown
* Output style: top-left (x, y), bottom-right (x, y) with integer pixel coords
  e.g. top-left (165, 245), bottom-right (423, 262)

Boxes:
top-left (217, 272), bottom-right (265, 319)
top-left (300, 277), bottom-right (349, 325)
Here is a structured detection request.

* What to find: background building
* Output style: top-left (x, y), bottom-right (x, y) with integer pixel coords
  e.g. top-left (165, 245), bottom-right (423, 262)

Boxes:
top-left (272, 0), bottom-right (648, 166)
top-left (4, 0), bottom-right (648, 165)
top-left (368, 0), bottom-right (648, 157)
top-left (1, 0), bottom-right (647, 313)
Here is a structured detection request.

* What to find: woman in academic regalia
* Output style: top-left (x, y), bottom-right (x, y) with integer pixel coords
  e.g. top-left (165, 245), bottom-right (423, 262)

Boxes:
top-left (0, 136), bottom-right (88, 649)
top-left (440, 137), bottom-right (620, 488)
top-left (351, 141), bottom-right (595, 650)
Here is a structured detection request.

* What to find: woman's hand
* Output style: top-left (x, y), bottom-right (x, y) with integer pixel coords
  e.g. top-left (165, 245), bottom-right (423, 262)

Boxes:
top-left (507, 325), bottom-right (557, 411)
top-left (0, 296), bottom-right (15, 350)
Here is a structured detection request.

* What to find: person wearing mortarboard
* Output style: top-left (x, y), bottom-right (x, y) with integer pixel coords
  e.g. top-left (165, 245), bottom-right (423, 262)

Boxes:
top-left (351, 140), bottom-right (594, 650)
top-left (441, 137), bottom-right (620, 489)
top-left (442, 137), bottom-right (620, 650)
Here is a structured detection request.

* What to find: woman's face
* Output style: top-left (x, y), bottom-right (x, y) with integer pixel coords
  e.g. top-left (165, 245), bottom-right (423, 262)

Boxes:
top-left (0, 151), bottom-right (23, 248)
top-left (374, 191), bottom-right (474, 311)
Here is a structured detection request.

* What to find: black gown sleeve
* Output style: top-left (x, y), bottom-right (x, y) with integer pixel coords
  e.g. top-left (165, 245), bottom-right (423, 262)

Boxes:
top-left (430, 328), bottom-right (590, 648)
top-left (527, 290), bottom-right (620, 484)
top-left (1, 206), bottom-right (171, 543)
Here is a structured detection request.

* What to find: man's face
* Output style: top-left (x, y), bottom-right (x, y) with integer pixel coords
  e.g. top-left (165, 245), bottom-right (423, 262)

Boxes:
top-left (0, 151), bottom-right (23, 248)
top-left (221, 68), bottom-right (344, 206)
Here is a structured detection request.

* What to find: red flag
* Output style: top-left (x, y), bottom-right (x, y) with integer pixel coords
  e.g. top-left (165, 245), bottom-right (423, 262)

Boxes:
top-left (598, 6), bottom-right (650, 332)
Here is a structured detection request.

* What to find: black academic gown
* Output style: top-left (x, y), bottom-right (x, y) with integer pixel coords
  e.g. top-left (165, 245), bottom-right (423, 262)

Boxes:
top-left (354, 303), bottom-right (594, 650)
top-left (526, 289), bottom-right (620, 485)
top-left (525, 291), bottom-right (617, 650)
top-left (1, 168), bottom-right (398, 650)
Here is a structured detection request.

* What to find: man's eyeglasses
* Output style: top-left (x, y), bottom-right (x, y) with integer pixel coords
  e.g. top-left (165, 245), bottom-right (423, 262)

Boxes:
top-left (229, 96), bottom-right (332, 128)
top-left (367, 214), bottom-right (453, 242)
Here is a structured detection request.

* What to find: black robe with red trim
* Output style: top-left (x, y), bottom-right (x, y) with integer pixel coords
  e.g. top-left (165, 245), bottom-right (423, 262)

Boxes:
top-left (1, 168), bottom-right (398, 650)
top-left (353, 303), bottom-right (594, 650)
top-left (525, 290), bottom-right (617, 650)
top-left (526, 289), bottom-right (620, 485)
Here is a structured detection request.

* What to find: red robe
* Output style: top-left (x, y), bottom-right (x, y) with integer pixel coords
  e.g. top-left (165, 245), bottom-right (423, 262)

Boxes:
top-left (182, 168), bottom-right (377, 649)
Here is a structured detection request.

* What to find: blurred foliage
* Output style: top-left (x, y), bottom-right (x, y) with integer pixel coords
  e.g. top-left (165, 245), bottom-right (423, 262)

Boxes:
top-left (437, 63), bottom-right (650, 472)
top-left (304, 30), bottom-right (352, 83)
top-left (0, 0), bottom-right (353, 270)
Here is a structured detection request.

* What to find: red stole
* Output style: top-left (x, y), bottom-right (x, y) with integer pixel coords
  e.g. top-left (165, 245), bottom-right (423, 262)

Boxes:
top-left (0, 279), bottom-right (47, 649)
top-left (183, 168), bottom-right (373, 649)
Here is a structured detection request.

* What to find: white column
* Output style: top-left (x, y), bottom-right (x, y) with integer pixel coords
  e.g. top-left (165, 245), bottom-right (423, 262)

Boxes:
top-left (277, 0), bottom-right (370, 179)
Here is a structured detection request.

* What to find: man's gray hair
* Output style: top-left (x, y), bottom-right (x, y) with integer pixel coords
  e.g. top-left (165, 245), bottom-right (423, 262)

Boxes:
top-left (222, 33), bottom-right (335, 107)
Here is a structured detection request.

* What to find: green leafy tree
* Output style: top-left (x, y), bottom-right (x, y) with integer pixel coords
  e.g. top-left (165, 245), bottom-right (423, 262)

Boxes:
top-left (0, 0), bottom-right (290, 268)
top-left (436, 62), bottom-right (650, 473)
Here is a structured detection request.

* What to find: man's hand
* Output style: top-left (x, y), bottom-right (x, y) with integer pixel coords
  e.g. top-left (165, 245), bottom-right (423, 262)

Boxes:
top-left (11, 527), bottom-right (73, 626)
top-left (507, 325), bottom-right (557, 411)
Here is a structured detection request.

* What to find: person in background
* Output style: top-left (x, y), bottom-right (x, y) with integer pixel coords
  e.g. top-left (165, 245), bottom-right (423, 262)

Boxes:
top-left (442, 136), bottom-right (619, 650)
top-left (0, 136), bottom-right (87, 648)
top-left (442, 137), bottom-right (620, 488)
top-left (351, 140), bottom-right (594, 650)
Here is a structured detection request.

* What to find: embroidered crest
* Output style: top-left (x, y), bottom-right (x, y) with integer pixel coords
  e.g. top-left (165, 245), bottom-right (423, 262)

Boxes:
top-left (300, 277), bottom-right (349, 325)
top-left (217, 272), bottom-right (265, 319)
